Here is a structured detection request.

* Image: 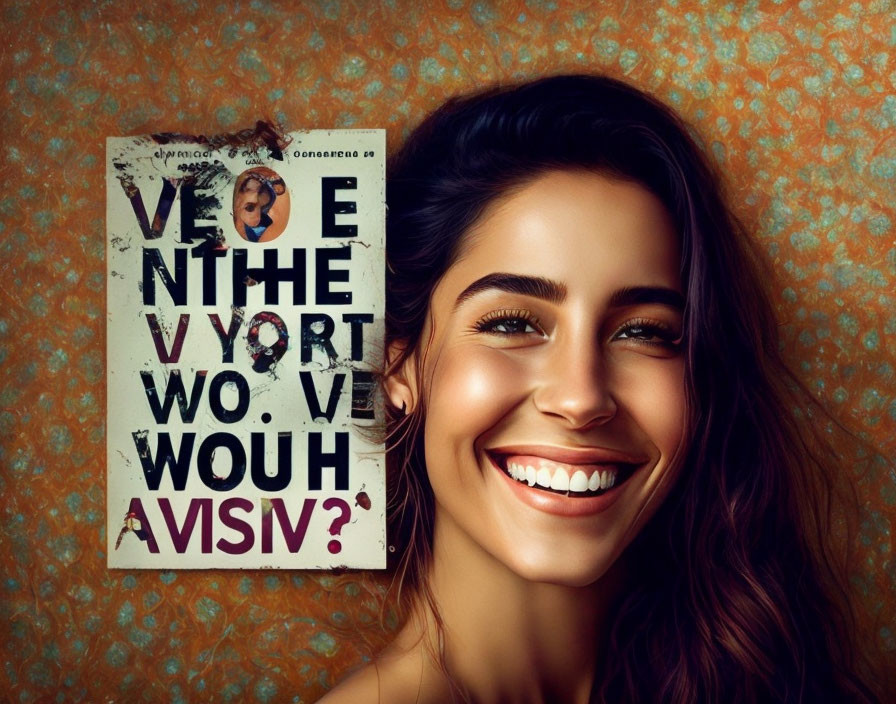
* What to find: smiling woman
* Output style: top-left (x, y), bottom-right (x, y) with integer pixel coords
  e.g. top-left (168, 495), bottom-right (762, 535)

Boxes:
top-left (320, 75), bottom-right (884, 703)
top-left (412, 172), bottom-right (687, 589)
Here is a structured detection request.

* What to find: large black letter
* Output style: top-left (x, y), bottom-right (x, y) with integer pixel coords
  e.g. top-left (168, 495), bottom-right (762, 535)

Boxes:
top-left (307, 432), bottom-right (349, 490)
top-left (179, 182), bottom-right (220, 244)
top-left (232, 248), bottom-right (306, 306)
top-left (197, 433), bottom-right (246, 491)
top-left (351, 371), bottom-right (376, 420)
top-left (132, 431), bottom-right (196, 491)
top-left (208, 309), bottom-right (244, 363)
top-left (315, 248), bottom-right (352, 305)
top-left (321, 177), bottom-right (357, 238)
top-left (300, 372), bottom-right (345, 422)
top-left (140, 370), bottom-right (206, 423)
top-left (250, 432), bottom-right (292, 492)
top-left (300, 314), bottom-right (338, 365)
top-left (342, 313), bottom-right (373, 361)
top-left (208, 371), bottom-right (250, 423)
top-left (142, 248), bottom-right (187, 305)
top-left (116, 175), bottom-right (179, 240)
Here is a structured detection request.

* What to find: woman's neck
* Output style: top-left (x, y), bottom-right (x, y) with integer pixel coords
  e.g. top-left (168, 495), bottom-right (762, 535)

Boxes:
top-left (390, 512), bottom-right (626, 704)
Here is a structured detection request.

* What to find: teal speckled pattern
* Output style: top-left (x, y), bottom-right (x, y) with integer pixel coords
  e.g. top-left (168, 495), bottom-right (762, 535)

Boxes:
top-left (1, 0), bottom-right (894, 700)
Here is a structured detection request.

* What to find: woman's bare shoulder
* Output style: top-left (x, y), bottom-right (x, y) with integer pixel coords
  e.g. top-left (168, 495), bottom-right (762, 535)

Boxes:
top-left (318, 642), bottom-right (450, 704)
top-left (317, 662), bottom-right (382, 703)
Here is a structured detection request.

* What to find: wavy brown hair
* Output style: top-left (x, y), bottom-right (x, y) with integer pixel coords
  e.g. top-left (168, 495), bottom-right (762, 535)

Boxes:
top-left (383, 74), bottom-right (885, 703)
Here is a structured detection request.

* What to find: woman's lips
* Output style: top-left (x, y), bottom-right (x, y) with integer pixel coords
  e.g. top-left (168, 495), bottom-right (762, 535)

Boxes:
top-left (489, 444), bottom-right (645, 465)
top-left (486, 445), bottom-right (646, 516)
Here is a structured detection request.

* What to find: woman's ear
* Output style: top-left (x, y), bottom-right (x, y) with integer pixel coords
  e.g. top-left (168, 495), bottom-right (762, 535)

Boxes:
top-left (384, 340), bottom-right (417, 414)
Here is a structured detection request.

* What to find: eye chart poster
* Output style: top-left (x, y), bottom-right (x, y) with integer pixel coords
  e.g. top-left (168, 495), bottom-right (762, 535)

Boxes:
top-left (106, 130), bottom-right (385, 569)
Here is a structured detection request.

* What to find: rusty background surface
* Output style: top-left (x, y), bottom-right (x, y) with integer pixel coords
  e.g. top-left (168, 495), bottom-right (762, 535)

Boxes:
top-left (1, 1), bottom-right (894, 701)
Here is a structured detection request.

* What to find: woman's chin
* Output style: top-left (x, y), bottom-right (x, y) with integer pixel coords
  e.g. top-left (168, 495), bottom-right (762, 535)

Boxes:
top-left (492, 542), bottom-right (627, 590)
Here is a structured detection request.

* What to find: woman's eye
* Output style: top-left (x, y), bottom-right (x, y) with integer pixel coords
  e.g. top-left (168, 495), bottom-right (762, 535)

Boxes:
top-left (612, 320), bottom-right (682, 349)
top-left (473, 311), bottom-right (543, 336)
top-left (485, 318), bottom-right (536, 334)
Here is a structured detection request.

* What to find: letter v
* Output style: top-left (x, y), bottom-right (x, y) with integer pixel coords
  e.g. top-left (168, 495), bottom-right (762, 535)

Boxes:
top-left (300, 371), bottom-right (345, 422)
top-left (146, 313), bottom-right (190, 363)
top-left (117, 175), bottom-right (180, 239)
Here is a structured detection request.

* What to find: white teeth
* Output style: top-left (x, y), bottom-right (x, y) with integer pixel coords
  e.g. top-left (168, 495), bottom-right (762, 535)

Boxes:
top-left (550, 468), bottom-right (570, 491)
top-left (504, 458), bottom-right (619, 495)
top-left (526, 465), bottom-right (537, 486)
top-left (588, 472), bottom-right (601, 491)
top-left (569, 470), bottom-right (589, 492)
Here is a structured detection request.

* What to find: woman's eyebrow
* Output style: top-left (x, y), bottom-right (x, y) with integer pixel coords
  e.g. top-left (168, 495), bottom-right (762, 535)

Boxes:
top-left (608, 286), bottom-right (685, 310)
top-left (454, 273), bottom-right (567, 308)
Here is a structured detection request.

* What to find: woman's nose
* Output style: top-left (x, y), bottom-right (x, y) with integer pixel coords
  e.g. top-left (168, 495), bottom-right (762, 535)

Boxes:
top-left (532, 341), bottom-right (617, 429)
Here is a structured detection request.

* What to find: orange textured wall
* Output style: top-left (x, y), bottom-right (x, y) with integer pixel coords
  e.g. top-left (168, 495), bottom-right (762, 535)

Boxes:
top-left (1, 1), bottom-right (894, 701)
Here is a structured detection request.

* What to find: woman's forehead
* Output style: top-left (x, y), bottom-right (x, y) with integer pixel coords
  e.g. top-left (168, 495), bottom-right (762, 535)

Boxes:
top-left (447, 170), bottom-right (681, 291)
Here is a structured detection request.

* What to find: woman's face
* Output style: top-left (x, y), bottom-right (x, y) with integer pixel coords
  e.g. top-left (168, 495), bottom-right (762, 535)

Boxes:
top-left (393, 170), bottom-right (688, 587)
top-left (235, 176), bottom-right (269, 228)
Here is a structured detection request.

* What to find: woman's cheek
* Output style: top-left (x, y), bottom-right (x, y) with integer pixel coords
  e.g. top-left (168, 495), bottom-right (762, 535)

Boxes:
top-left (426, 345), bottom-right (531, 452)
top-left (616, 357), bottom-right (687, 465)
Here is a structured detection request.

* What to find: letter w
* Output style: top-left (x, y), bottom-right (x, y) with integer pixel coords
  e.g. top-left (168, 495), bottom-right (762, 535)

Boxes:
top-left (140, 370), bottom-right (207, 423)
top-left (132, 432), bottom-right (196, 490)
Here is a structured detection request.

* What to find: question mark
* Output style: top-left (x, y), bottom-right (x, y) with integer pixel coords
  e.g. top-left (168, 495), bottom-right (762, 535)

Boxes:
top-left (322, 497), bottom-right (352, 554)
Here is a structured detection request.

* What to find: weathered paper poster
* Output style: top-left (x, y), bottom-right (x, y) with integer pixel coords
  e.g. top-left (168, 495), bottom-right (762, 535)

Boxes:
top-left (106, 130), bottom-right (385, 568)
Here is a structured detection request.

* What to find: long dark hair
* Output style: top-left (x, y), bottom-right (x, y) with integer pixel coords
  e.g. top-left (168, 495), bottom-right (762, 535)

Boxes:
top-left (384, 74), bottom-right (882, 703)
